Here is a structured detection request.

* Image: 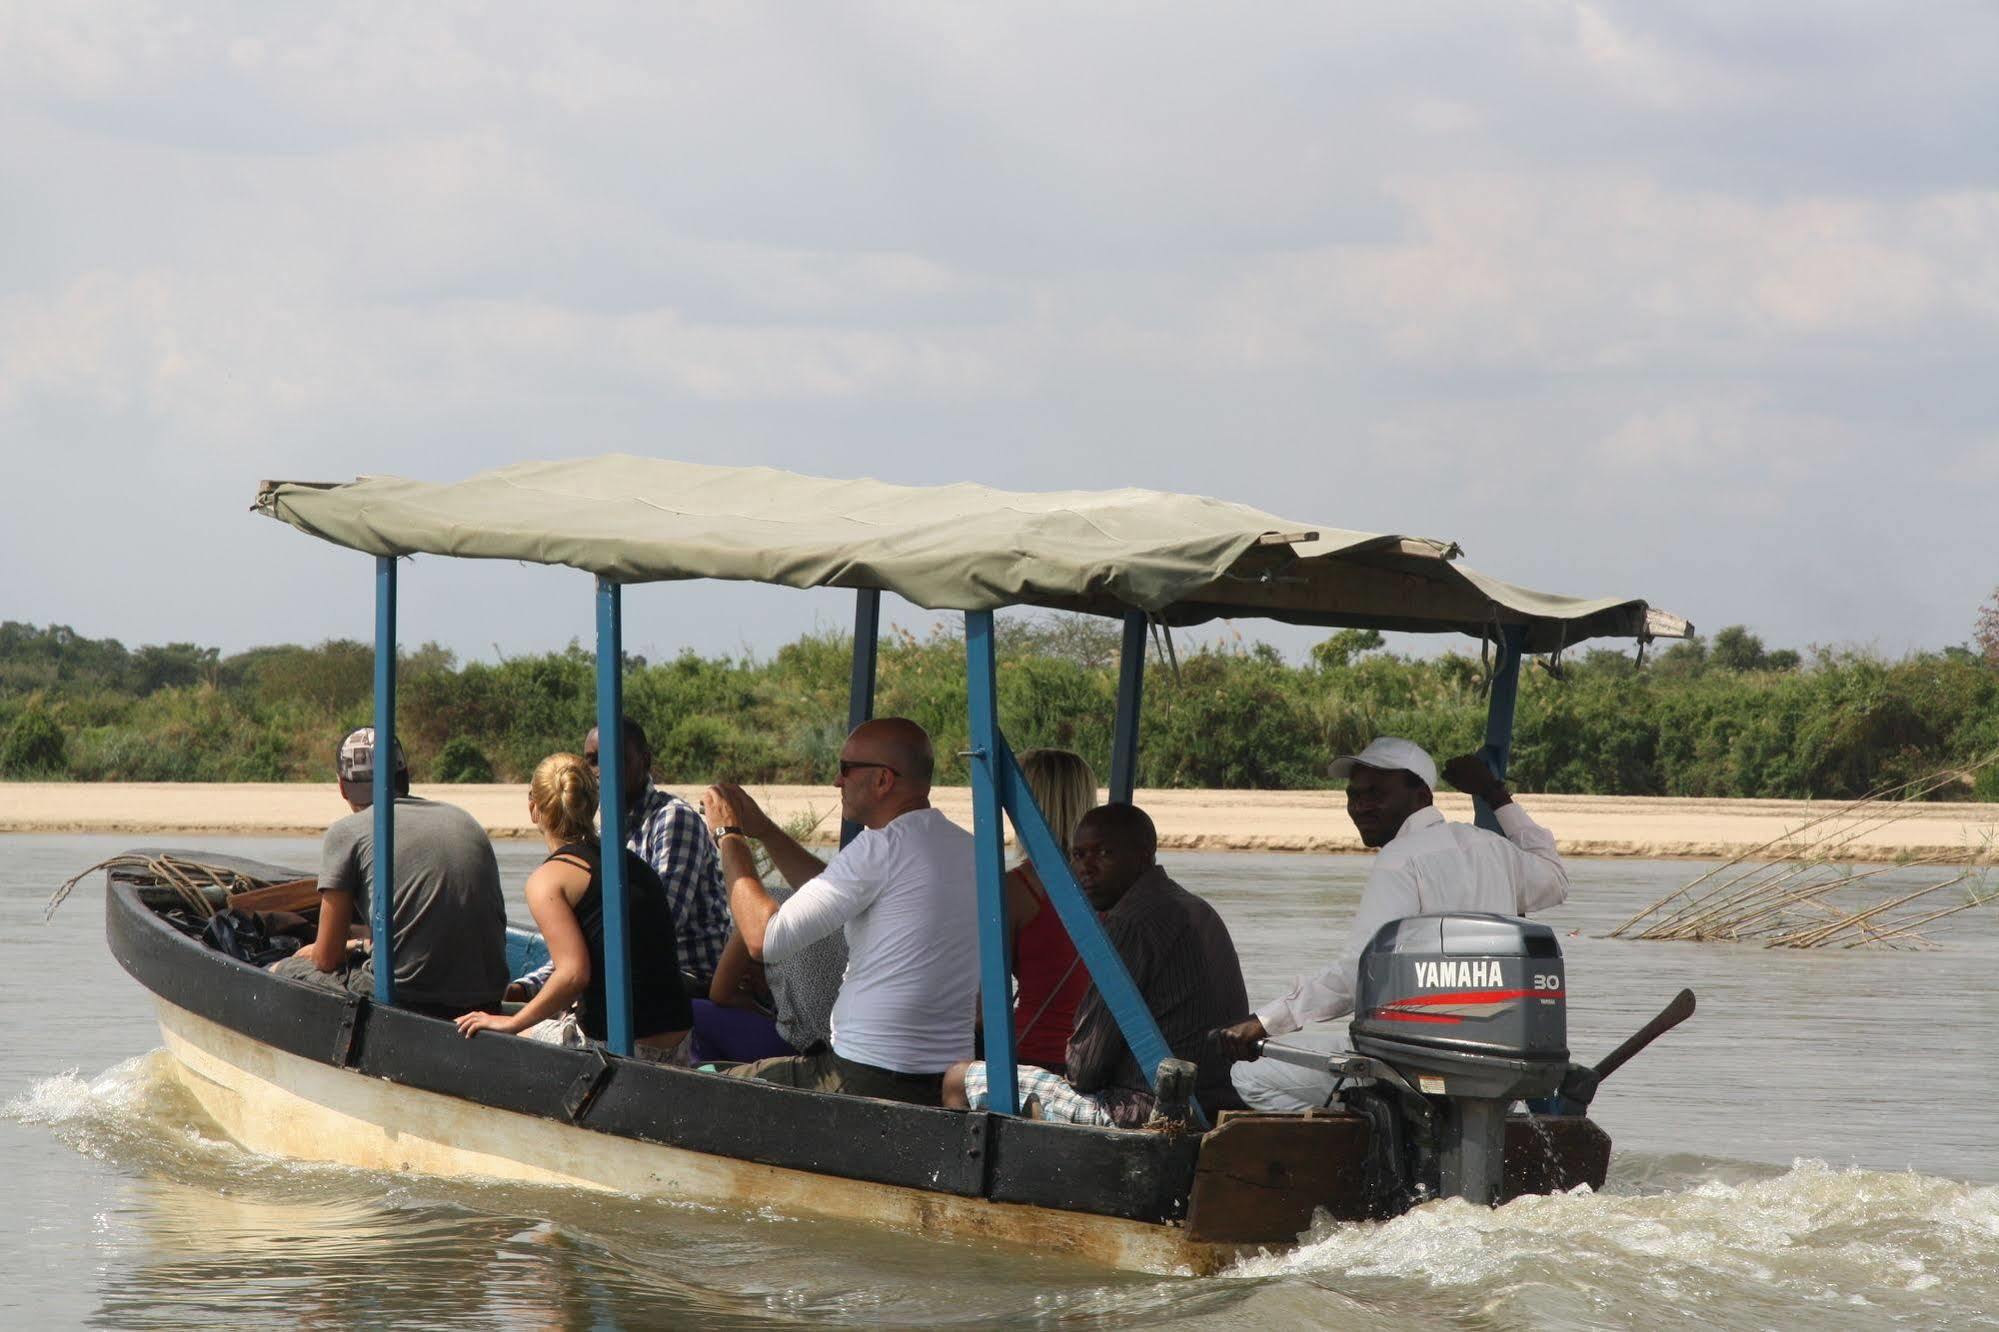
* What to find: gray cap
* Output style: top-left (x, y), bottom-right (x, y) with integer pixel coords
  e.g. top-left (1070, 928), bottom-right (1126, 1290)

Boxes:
top-left (337, 726), bottom-right (408, 785)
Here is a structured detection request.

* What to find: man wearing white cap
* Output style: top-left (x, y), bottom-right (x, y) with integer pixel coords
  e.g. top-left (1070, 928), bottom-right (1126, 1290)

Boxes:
top-left (1216, 736), bottom-right (1570, 1111)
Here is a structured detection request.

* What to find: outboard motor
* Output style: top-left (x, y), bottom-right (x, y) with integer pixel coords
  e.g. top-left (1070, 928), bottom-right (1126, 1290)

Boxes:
top-left (1345, 913), bottom-right (1568, 1206)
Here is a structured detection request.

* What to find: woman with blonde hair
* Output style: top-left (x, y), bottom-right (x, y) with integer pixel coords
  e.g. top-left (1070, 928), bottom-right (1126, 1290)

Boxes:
top-left (455, 752), bottom-right (690, 1058)
top-left (1004, 748), bottom-right (1099, 1075)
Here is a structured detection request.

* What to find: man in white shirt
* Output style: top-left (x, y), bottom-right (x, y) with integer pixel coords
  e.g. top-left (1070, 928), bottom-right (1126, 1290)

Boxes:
top-left (699, 718), bottom-right (976, 1106)
top-left (1216, 736), bottom-right (1569, 1111)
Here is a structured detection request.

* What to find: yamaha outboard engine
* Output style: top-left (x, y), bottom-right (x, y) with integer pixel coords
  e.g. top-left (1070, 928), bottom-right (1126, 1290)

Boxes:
top-left (1345, 913), bottom-right (1568, 1206)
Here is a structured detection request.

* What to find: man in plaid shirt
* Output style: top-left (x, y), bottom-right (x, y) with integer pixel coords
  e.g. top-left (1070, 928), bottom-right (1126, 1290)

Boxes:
top-left (510, 719), bottom-right (731, 998)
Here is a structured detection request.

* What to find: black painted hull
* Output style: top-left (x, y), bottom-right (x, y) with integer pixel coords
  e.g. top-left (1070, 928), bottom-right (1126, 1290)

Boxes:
top-left (104, 865), bottom-right (1611, 1268)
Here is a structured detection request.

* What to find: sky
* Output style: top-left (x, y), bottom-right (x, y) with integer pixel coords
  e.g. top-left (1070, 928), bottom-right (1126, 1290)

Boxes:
top-left (3, 2), bottom-right (1995, 668)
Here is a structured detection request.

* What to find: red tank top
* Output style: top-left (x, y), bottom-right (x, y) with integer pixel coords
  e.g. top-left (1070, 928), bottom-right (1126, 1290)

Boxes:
top-left (1010, 865), bottom-right (1090, 1069)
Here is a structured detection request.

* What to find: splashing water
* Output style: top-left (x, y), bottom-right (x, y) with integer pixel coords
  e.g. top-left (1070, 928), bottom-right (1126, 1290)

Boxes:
top-left (1227, 1159), bottom-right (1999, 1328)
top-left (6, 1052), bottom-right (225, 1160)
top-left (11, 1055), bottom-right (1998, 1328)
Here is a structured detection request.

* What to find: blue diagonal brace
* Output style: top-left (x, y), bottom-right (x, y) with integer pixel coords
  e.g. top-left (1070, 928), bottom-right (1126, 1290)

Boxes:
top-left (995, 732), bottom-right (1207, 1130)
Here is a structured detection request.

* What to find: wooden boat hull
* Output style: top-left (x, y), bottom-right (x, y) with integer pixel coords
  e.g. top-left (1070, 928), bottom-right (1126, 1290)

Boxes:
top-left (106, 866), bottom-right (1611, 1272)
top-left (154, 998), bottom-right (1238, 1273)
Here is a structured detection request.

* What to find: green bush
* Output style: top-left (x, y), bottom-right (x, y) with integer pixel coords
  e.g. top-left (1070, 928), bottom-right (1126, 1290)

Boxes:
top-left (432, 737), bottom-right (495, 783)
top-left (1975, 763), bottom-right (1999, 802)
top-left (2, 707), bottom-right (67, 776)
top-left (4, 618), bottom-right (1999, 798)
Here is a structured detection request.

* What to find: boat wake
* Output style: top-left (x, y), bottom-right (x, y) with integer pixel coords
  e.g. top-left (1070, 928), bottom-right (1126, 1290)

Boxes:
top-left (1226, 1155), bottom-right (1999, 1328)
top-left (5, 1051), bottom-right (236, 1170)
top-left (12, 1056), bottom-right (1998, 1327)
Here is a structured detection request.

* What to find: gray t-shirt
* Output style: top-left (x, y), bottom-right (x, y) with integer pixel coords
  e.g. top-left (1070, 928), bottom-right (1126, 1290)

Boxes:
top-left (320, 796), bottom-right (509, 1011)
top-left (765, 883), bottom-right (845, 1052)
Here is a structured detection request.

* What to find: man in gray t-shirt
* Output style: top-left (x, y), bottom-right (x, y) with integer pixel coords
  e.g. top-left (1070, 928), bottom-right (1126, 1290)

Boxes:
top-left (271, 728), bottom-right (508, 1014)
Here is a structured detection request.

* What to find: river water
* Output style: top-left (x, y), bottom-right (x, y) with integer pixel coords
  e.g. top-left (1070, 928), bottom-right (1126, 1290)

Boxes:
top-left (4, 831), bottom-right (1997, 1329)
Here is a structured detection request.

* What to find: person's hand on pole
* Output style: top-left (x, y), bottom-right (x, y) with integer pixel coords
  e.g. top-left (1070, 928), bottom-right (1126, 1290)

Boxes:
top-left (1441, 753), bottom-right (1511, 807)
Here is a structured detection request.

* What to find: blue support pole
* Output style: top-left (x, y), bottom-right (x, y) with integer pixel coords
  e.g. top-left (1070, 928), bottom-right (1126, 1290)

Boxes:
top-left (1108, 610), bottom-right (1147, 804)
top-left (1474, 624), bottom-right (1529, 834)
top-left (964, 610), bottom-right (1018, 1116)
top-left (595, 577), bottom-right (634, 1057)
top-left (841, 589), bottom-right (881, 849)
top-left (997, 733), bottom-right (1206, 1129)
top-left (371, 557), bottom-right (398, 1006)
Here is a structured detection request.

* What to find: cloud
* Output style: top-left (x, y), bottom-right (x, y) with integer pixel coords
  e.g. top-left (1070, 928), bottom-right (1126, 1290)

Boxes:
top-left (1198, 174), bottom-right (1999, 374)
top-left (0, 1), bottom-right (196, 98)
top-left (1, 2), bottom-right (1995, 660)
top-left (1562, 3), bottom-right (1750, 111)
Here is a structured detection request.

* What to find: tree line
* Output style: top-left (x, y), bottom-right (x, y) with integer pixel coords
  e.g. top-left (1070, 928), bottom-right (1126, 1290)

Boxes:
top-left (2, 615), bottom-right (1997, 801)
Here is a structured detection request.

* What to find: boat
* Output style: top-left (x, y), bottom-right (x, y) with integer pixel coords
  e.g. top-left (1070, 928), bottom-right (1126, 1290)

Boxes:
top-left (101, 458), bottom-right (1690, 1273)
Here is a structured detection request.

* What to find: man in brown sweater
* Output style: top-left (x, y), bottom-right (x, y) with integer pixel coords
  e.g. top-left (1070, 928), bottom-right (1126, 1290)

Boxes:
top-left (942, 803), bottom-right (1247, 1127)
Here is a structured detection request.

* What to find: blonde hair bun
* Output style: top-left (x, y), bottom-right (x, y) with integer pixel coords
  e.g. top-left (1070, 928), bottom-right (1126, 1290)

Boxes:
top-left (530, 752), bottom-right (600, 844)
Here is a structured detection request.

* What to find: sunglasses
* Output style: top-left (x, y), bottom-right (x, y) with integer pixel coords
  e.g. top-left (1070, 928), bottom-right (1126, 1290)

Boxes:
top-left (837, 759), bottom-right (899, 778)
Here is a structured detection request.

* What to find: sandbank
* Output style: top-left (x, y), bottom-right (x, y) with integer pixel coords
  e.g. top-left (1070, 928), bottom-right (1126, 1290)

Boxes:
top-left (3, 783), bottom-right (1995, 864)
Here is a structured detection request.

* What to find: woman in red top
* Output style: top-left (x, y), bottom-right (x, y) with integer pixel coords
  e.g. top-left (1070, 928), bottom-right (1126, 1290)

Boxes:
top-left (1005, 748), bottom-right (1099, 1075)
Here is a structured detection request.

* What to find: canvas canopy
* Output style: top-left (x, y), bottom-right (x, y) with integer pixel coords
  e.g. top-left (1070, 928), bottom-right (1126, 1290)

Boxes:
top-left (255, 457), bottom-right (1686, 653)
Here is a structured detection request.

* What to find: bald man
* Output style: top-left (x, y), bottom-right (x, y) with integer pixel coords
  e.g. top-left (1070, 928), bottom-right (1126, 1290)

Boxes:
top-left (701, 718), bottom-right (977, 1105)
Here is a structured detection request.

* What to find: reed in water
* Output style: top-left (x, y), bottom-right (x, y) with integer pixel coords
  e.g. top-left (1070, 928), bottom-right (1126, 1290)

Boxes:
top-left (1612, 752), bottom-right (1999, 948)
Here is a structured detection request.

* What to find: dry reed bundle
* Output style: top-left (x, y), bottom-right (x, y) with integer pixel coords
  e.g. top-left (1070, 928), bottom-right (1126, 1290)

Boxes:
top-left (1611, 752), bottom-right (1999, 949)
top-left (44, 853), bottom-right (274, 922)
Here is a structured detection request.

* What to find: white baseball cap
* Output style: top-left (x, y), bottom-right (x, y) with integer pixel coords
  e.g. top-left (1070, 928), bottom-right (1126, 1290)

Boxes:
top-left (1328, 737), bottom-right (1437, 791)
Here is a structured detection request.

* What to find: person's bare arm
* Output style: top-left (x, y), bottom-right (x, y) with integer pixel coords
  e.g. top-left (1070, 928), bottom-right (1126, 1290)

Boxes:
top-left (706, 782), bottom-right (825, 888)
top-left (710, 826), bottom-right (782, 959)
top-left (708, 927), bottom-right (768, 1008)
top-left (300, 889), bottom-right (355, 973)
top-left (458, 862), bottom-right (590, 1037)
top-left (703, 784), bottom-right (797, 959)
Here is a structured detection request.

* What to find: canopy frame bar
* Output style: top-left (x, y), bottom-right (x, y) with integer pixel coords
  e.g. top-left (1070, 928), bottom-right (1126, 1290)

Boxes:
top-left (596, 578), bottom-right (635, 1056)
top-left (1108, 611), bottom-right (1147, 804)
top-left (964, 611), bottom-right (1018, 1115)
top-left (1472, 624), bottom-right (1527, 834)
top-left (371, 556), bottom-right (397, 1006)
top-left (841, 589), bottom-right (881, 849)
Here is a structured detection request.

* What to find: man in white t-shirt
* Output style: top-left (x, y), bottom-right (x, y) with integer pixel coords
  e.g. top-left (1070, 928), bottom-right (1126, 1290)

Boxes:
top-left (700, 717), bottom-right (976, 1106)
top-left (1215, 736), bottom-right (1570, 1111)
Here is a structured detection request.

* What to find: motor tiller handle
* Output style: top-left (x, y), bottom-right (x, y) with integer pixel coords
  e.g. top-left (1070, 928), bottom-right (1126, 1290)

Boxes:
top-left (1594, 987), bottom-right (1696, 1082)
top-left (1556, 988), bottom-right (1696, 1111)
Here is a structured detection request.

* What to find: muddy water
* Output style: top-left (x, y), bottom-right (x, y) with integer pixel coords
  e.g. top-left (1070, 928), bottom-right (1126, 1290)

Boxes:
top-left (5, 832), bottom-right (1996, 1328)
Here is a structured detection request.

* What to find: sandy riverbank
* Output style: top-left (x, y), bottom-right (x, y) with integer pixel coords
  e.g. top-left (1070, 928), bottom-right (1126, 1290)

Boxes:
top-left (4, 782), bottom-right (1996, 863)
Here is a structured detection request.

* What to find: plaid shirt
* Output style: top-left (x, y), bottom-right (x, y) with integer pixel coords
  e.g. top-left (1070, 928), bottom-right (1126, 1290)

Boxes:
top-left (515, 779), bottom-right (730, 994)
top-left (628, 780), bottom-right (730, 978)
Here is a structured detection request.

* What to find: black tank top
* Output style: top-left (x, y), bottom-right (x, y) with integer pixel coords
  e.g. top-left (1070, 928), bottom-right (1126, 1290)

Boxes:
top-left (549, 840), bottom-right (693, 1041)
